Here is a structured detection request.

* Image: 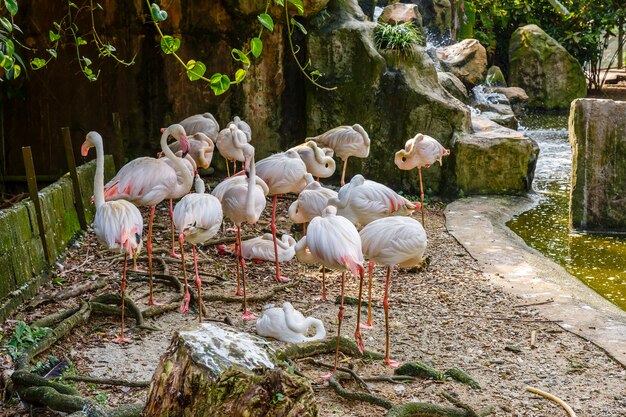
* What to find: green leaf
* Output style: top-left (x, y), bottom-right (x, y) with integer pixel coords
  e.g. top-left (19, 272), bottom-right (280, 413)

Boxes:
top-left (47, 48), bottom-right (57, 58)
top-left (150, 3), bottom-right (168, 22)
top-left (274, 0), bottom-right (284, 5)
top-left (12, 63), bottom-right (20, 78)
top-left (230, 48), bottom-right (250, 65)
top-left (250, 37), bottom-right (263, 58)
top-left (209, 73), bottom-right (231, 95)
top-left (69, 2), bottom-right (78, 8)
top-left (291, 18), bottom-right (307, 34)
top-left (31, 57), bottom-right (46, 69)
top-left (287, 0), bottom-right (304, 14)
top-left (82, 56), bottom-right (92, 66)
top-left (186, 59), bottom-right (206, 81)
top-left (160, 35), bottom-right (180, 54)
top-left (4, 38), bottom-right (14, 56)
top-left (4, 0), bottom-right (17, 16)
top-left (76, 37), bottom-right (87, 46)
top-left (257, 13), bottom-right (274, 32)
top-left (0, 17), bottom-right (12, 32)
top-left (49, 30), bottom-right (60, 42)
top-left (235, 68), bottom-right (246, 83)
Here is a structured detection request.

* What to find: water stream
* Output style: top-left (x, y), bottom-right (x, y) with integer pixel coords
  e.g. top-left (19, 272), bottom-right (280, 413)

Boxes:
top-left (507, 113), bottom-right (626, 311)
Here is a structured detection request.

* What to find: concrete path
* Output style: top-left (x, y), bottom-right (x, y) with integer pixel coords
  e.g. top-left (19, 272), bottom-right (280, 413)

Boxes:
top-left (445, 196), bottom-right (626, 367)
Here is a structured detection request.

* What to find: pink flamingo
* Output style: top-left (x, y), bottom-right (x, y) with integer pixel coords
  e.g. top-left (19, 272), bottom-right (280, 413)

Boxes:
top-left (255, 149), bottom-right (308, 283)
top-left (295, 206), bottom-right (366, 377)
top-left (216, 122), bottom-right (250, 176)
top-left (214, 143), bottom-right (269, 319)
top-left (82, 132), bottom-right (143, 343)
top-left (103, 124), bottom-right (192, 306)
top-left (306, 124), bottom-right (370, 186)
top-left (179, 112), bottom-right (219, 142)
top-left (360, 216), bottom-right (427, 367)
top-left (289, 141), bottom-right (336, 179)
top-left (173, 175), bottom-right (223, 321)
top-left (169, 132), bottom-right (214, 170)
top-left (394, 133), bottom-right (450, 225)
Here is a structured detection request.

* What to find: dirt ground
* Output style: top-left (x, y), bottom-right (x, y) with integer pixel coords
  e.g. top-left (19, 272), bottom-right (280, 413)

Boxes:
top-left (1, 196), bottom-right (625, 417)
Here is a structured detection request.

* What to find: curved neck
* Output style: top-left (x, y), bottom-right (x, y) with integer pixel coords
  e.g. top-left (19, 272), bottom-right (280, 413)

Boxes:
top-left (295, 236), bottom-right (315, 264)
top-left (93, 136), bottom-right (105, 209)
top-left (245, 148), bottom-right (257, 222)
top-left (160, 128), bottom-right (193, 189)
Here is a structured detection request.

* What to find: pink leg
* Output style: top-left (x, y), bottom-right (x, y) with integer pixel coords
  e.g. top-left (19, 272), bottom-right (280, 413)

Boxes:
top-left (418, 167), bottom-right (425, 227)
top-left (354, 266), bottom-right (365, 354)
top-left (239, 226), bottom-right (255, 320)
top-left (179, 234), bottom-right (190, 314)
top-left (147, 206), bottom-right (161, 306)
top-left (321, 266), bottom-right (328, 302)
top-left (170, 199), bottom-right (181, 258)
top-left (193, 245), bottom-right (203, 323)
top-left (322, 272), bottom-right (346, 380)
top-left (383, 265), bottom-right (399, 368)
top-left (271, 194), bottom-right (289, 283)
top-left (362, 261), bottom-right (374, 329)
top-left (233, 160), bottom-right (236, 174)
top-left (234, 229), bottom-right (243, 296)
top-left (113, 252), bottom-right (130, 343)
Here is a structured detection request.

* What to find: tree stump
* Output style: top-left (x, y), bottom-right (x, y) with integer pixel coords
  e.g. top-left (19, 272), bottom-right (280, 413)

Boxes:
top-left (143, 323), bottom-right (317, 417)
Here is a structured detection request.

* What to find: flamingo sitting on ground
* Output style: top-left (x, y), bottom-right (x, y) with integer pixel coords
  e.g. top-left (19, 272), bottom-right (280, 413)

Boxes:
top-left (179, 112), bottom-right (219, 142)
top-left (82, 132), bottom-right (143, 343)
top-left (329, 174), bottom-right (419, 227)
top-left (289, 141), bottom-right (336, 179)
top-left (216, 123), bottom-right (251, 176)
top-left (103, 124), bottom-right (192, 306)
top-left (306, 124), bottom-right (370, 186)
top-left (218, 143), bottom-right (268, 319)
top-left (173, 175), bottom-right (223, 322)
top-left (295, 206), bottom-right (366, 377)
top-left (359, 216), bottom-right (427, 367)
top-left (394, 133), bottom-right (450, 225)
top-left (218, 233), bottom-right (296, 263)
top-left (256, 302), bottom-right (326, 343)
top-left (169, 132), bottom-right (214, 170)
top-left (255, 149), bottom-right (308, 283)
top-left (288, 173), bottom-right (338, 231)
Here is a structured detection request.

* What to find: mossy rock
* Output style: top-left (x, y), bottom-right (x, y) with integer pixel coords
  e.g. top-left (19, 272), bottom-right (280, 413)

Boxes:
top-left (485, 65), bottom-right (506, 87)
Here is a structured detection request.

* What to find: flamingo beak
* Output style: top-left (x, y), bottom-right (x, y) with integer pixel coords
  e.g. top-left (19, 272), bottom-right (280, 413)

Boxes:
top-left (444, 148), bottom-right (451, 156)
top-left (80, 142), bottom-right (90, 157)
top-left (160, 127), bottom-right (166, 133)
top-left (180, 135), bottom-right (190, 157)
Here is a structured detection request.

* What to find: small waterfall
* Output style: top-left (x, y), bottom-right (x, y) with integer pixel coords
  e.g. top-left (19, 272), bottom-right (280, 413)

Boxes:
top-left (373, 6), bottom-right (383, 21)
top-left (471, 85), bottom-right (506, 106)
top-left (425, 40), bottom-right (443, 72)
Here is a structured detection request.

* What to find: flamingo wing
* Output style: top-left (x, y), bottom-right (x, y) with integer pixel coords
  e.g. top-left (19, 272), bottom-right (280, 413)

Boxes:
top-left (94, 200), bottom-right (143, 253)
top-left (360, 216), bottom-right (427, 266)
top-left (104, 157), bottom-right (176, 206)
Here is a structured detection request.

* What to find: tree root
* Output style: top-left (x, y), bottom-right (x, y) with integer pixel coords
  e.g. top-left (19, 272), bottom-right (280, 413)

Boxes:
top-left (203, 279), bottom-right (303, 304)
top-left (142, 299), bottom-right (182, 319)
top-left (385, 401), bottom-right (478, 417)
top-left (395, 362), bottom-right (481, 390)
top-left (29, 279), bottom-right (108, 308)
top-left (127, 271), bottom-right (183, 293)
top-left (363, 375), bottom-right (417, 384)
top-left (12, 370), bottom-right (79, 395)
top-left (17, 386), bottom-right (100, 415)
top-left (278, 336), bottom-right (385, 361)
top-left (328, 372), bottom-right (393, 410)
top-left (65, 375), bottom-right (150, 388)
top-left (526, 386), bottom-right (577, 417)
top-left (91, 294), bottom-right (145, 327)
top-left (32, 306), bottom-right (81, 328)
top-left (305, 359), bottom-right (370, 392)
top-left (443, 368), bottom-right (481, 390)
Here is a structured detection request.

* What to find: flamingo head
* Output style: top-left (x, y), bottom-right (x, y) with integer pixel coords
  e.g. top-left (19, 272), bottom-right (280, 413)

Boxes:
top-left (81, 132), bottom-right (101, 156)
top-left (394, 148), bottom-right (418, 170)
top-left (166, 124), bottom-right (189, 156)
top-left (242, 143), bottom-right (255, 177)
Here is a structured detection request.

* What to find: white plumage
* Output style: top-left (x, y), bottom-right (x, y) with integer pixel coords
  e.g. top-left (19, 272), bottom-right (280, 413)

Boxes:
top-left (179, 112), bottom-right (219, 141)
top-left (289, 141), bottom-right (336, 178)
top-left (255, 149), bottom-right (308, 196)
top-left (174, 176), bottom-right (223, 246)
top-left (216, 123), bottom-right (251, 171)
top-left (394, 133), bottom-right (449, 170)
top-left (221, 233), bottom-right (296, 262)
top-left (288, 174), bottom-right (338, 224)
top-left (256, 302), bottom-right (326, 343)
top-left (169, 132), bottom-right (214, 169)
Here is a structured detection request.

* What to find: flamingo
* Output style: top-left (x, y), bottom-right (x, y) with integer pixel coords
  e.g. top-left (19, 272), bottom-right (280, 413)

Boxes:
top-left (289, 141), bottom-right (336, 179)
top-left (173, 175), bottom-right (223, 322)
top-left (169, 132), bottom-right (214, 170)
top-left (394, 133), bottom-right (450, 225)
top-left (82, 132), bottom-right (143, 343)
top-left (255, 149), bottom-right (308, 283)
top-left (328, 174), bottom-right (419, 227)
top-left (217, 143), bottom-right (269, 319)
top-left (216, 122), bottom-right (251, 176)
top-left (306, 124), bottom-right (370, 186)
top-left (288, 174), bottom-right (338, 229)
top-left (218, 233), bottom-right (296, 263)
top-left (103, 124), bottom-right (192, 306)
top-left (295, 206), bottom-right (366, 377)
top-left (359, 216), bottom-right (427, 367)
top-left (179, 112), bottom-right (219, 142)
top-left (256, 302), bottom-right (326, 343)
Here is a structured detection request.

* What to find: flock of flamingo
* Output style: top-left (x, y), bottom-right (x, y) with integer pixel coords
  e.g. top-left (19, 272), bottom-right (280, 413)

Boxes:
top-left (81, 112), bottom-right (450, 374)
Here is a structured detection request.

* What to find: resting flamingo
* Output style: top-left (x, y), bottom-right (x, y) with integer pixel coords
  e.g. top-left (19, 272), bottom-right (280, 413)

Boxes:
top-left (295, 206), bottom-right (366, 377)
top-left (306, 124), bottom-right (370, 186)
top-left (359, 216), bottom-right (427, 367)
top-left (256, 302), bottom-right (326, 343)
top-left (394, 133), bottom-right (450, 225)
top-left (288, 174), bottom-right (338, 230)
top-left (179, 112), bottom-right (219, 142)
top-left (289, 141), bottom-right (336, 179)
top-left (82, 132), bottom-right (143, 343)
top-left (173, 175), bottom-right (223, 322)
top-left (218, 233), bottom-right (296, 263)
top-left (329, 174), bottom-right (419, 227)
top-left (103, 124), bottom-right (192, 306)
top-left (216, 143), bottom-right (269, 319)
top-left (255, 149), bottom-right (308, 283)
top-left (169, 132), bottom-right (214, 170)
top-left (216, 123), bottom-right (250, 176)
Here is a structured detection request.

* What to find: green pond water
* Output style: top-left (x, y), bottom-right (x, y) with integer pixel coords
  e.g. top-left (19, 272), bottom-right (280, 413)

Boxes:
top-left (506, 113), bottom-right (626, 311)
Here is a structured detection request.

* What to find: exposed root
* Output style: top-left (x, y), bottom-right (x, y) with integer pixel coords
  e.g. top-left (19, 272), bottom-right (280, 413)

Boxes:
top-left (64, 375), bottom-right (150, 388)
top-left (526, 386), bottom-right (577, 417)
top-left (443, 368), bottom-right (481, 390)
top-left (12, 370), bottom-right (79, 395)
top-left (203, 279), bottom-right (303, 304)
top-left (278, 336), bottom-right (385, 361)
top-left (29, 278), bottom-right (108, 308)
top-left (395, 362), bottom-right (481, 390)
top-left (32, 306), bottom-right (81, 328)
top-left (328, 372), bottom-right (393, 410)
top-left (385, 401), bottom-right (478, 417)
top-left (363, 375), bottom-right (417, 384)
top-left (305, 359), bottom-right (371, 392)
top-left (127, 271), bottom-right (183, 293)
top-left (90, 294), bottom-right (145, 327)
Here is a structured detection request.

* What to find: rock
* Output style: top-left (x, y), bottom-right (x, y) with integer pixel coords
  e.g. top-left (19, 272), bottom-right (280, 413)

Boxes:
top-left (486, 86), bottom-right (528, 116)
top-left (438, 71), bottom-right (469, 103)
top-left (403, 0), bottom-right (452, 43)
top-left (453, 116), bottom-right (539, 195)
top-left (379, 3), bottom-right (423, 26)
top-left (307, 0), bottom-right (469, 195)
top-left (470, 85), bottom-right (518, 129)
top-left (358, 0), bottom-right (377, 19)
top-left (509, 24), bottom-right (587, 110)
top-left (485, 65), bottom-right (507, 87)
top-left (437, 39), bottom-right (487, 88)
top-left (569, 98), bottom-right (626, 232)
top-left (144, 323), bottom-right (317, 416)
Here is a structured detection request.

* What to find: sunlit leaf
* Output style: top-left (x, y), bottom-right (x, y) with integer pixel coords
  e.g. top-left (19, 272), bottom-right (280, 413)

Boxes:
top-left (69, 2), bottom-right (78, 8)
top-left (186, 59), bottom-right (206, 81)
top-left (291, 18), bottom-right (307, 34)
top-left (31, 57), bottom-right (46, 69)
top-left (209, 72), bottom-right (231, 95)
top-left (287, 0), bottom-right (304, 14)
top-left (235, 68), bottom-right (246, 83)
top-left (4, 38), bottom-right (13, 56)
top-left (12, 63), bottom-right (20, 78)
top-left (0, 17), bottom-right (12, 33)
top-left (275, 0), bottom-right (284, 5)
top-left (83, 56), bottom-right (92, 66)
top-left (231, 48), bottom-right (250, 65)
top-left (4, 0), bottom-right (18, 16)
top-left (76, 37), bottom-right (87, 46)
top-left (150, 3), bottom-right (168, 22)
top-left (47, 48), bottom-right (57, 58)
top-left (49, 30), bottom-right (60, 42)
top-left (160, 35), bottom-right (180, 54)
top-left (250, 37), bottom-right (263, 58)
top-left (257, 13), bottom-right (274, 32)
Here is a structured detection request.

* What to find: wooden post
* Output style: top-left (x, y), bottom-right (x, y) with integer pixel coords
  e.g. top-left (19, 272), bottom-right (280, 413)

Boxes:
top-left (22, 146), bottom-right (53, 264)
top-left (618, 17), bottom-right (624, 70)
top-left (112, 112), bottom-right (124, 170)
top-left (61, 127), bottom-right (87, 230)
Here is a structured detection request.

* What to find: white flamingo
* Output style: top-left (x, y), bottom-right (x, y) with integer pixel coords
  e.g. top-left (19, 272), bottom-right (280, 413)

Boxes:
top-left (219, 233), bottom-right (296, 263)
top-left (289, 141), bottom-right (336, 179)
top-left (394, 133), bottom-right (450, 225)
top-left (255, 149), bottom-right (308, 283)
top-left (216, 143), bottom-right (269, 319)
top-left (288, 174), bottom-right (338, 229)
top-left (329, 175), bottom-right (419, 226)
top-left (359, 216), bottom-right (427, 367)
top-left (179, 112), bottom-right (219, 142)
top-left (295, 206), bottom-right (366, 377)
top-left (103, 124), bottom-right (192, 305)
top-left (173, 175), bottom-right (223, 322)
top-left (216, 123), bottom-right (250, 176)
top-left (256, 302), bottom-right (326, 343)
top-left (306, 124), bottom-right (370, 186)
top-left (82, 132), bottom-right (143, 343)
top-left (169, 132), bottom-right (214, 170)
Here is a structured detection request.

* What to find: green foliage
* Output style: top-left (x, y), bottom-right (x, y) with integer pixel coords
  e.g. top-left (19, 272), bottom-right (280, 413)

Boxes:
top-left (0, 0), bottom-right (22, 81)
top-left (3, 321), bottom-right (50, 360)
top-left (374, 22), bottom-right (425, 55)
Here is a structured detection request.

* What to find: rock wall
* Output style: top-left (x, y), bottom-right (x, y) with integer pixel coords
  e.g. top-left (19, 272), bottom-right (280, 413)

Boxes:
top-left (569, 99), bottom-right (626, 232)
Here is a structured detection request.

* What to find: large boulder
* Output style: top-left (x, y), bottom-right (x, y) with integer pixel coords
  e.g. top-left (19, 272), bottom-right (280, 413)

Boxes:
top-left (485, 65), bottom-right (507, 87)
top-left (436, 39), bottom-right (487, 88)
top-left (453, 116), bottom-right (539, 195)
top-left (438, 71), bottom-right (469, 103)
top-left (509, 24), bottom-right (587, 110)
top-left (306, 0), bottom-right (469, 195)
top-left (379, 3), bottom-right (423, 26)
top-left (569, 99), bottom-right (626, 232)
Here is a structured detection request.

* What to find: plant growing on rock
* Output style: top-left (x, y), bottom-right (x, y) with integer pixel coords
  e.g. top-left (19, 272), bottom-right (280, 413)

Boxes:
top-left (374, 22), bottom-right (425, 55)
